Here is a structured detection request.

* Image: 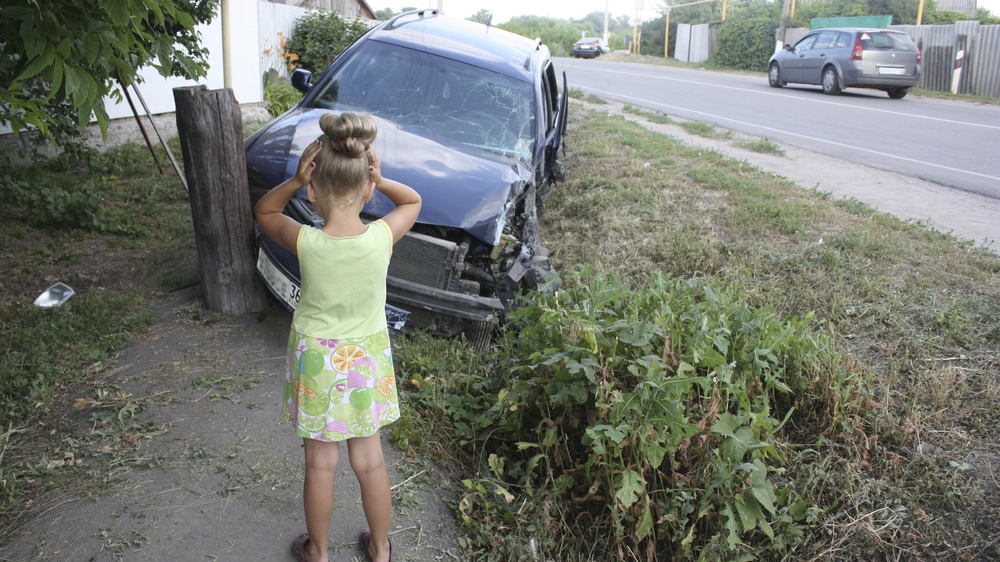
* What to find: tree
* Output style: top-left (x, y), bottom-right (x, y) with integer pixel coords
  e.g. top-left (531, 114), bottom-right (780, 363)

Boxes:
top-left (0, 0), bottom-right (218, 141)
top-left (500, 15), bottom-right (590, 57)
top-left (283, 10), bottom-right (371, 75)
top-left (468, 9), bottom-right (493, 24)
top-left (375, 7), bottom-right (396, 20)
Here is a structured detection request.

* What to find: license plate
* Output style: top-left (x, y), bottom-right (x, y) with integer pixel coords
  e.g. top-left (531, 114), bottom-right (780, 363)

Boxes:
top-left (257, 249), bottom-right (301, 310)
top-left (878, 67), bottom-right (905, 75)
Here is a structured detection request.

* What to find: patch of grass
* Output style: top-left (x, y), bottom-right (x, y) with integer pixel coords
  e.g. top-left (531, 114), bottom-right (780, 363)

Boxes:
top-left (584, 93), bottom-right (608, 104)
top-left (396, 107), bottom-right (1000, 560)
top-left (622, 104), bottom-right (674, 124)
top-left (0, 137), bottom-right (201, 544)
top-left (568, 87), bottom-right (585, 100)
top-left (678, 120), bottom-right (734, 139)
top-left (734, 137), bottom-right (785, 155)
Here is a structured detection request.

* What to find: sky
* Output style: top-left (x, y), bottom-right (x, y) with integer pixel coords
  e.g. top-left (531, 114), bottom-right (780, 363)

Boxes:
top-left (372, 0), bottom-right (1000, 23)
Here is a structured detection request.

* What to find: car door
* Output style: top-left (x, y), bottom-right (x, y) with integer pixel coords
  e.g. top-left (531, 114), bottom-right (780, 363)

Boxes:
top-left (799, 30), bottom-right (838, 84)
top-left (541, 65), bottom-right (568, 196)
top-left (784, 33), bottom-right (819, 83)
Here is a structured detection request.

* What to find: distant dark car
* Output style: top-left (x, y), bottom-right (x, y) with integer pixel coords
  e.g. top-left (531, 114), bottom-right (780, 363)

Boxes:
top-left (244, 10), bottom-right (568, 349)
top-left (768, 28), bottom-right (921, 98)
top-left (573, 38), bottom-right (609, 58)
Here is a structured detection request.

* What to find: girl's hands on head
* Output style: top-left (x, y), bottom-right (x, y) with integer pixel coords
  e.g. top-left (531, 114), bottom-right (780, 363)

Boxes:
top-left (294, 139), bottom-right (323, 185)
top-left (366, 146), bottom-right (382, 188)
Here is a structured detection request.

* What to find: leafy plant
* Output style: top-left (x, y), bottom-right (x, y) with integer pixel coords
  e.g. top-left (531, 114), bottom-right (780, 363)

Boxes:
top-left (264, 83), bottom-right (303, 118)
top-left (399, 268), bottom-right (860, 559)
top-left (0, 172), bottom-right (138, 234)
top-left (0, 0), bottom-right (218, 138)
top-left (284, 10), bottom-right (371, 74)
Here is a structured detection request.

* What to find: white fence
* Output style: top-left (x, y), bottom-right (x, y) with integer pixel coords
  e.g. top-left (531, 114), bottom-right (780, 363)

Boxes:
top-left (258, 2), bottom-right (310, 85)
top-left (674, 23), bottom-right (714, 63)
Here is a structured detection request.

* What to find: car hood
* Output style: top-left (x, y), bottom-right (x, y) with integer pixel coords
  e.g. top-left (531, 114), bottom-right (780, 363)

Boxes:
top-left (245, 108), bottom-right (532, 246)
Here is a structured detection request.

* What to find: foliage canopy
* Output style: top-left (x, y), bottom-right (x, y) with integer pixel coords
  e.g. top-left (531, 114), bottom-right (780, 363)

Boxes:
top-left (0, 0), bottom-right (218, 141)
top-left (283, 9), bottom-right (371, 74)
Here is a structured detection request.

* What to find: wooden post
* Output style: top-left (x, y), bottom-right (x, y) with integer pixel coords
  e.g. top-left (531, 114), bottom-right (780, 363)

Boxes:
top-left (173, 85), bottom-right (268, 315)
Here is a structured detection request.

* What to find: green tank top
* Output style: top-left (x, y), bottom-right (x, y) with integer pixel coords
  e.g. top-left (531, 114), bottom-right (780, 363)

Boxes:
top-left (291, 220), bottom-right (393, 339)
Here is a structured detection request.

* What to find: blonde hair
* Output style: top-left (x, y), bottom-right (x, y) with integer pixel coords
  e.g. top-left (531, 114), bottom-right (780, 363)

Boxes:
top-left (312, 112), bottom-right (378, 209)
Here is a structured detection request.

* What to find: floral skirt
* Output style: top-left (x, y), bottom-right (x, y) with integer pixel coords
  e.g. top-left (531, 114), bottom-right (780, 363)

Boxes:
top-left (284, 328), bottom-right (399, 442)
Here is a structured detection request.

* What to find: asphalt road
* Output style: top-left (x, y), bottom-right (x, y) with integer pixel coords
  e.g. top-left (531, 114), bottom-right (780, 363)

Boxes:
top-left (556, 57), bottom-right (1000, 200)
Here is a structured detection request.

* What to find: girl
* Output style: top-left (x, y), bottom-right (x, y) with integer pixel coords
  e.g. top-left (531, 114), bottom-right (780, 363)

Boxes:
top-left (255, 111), bottom-right (421, 562)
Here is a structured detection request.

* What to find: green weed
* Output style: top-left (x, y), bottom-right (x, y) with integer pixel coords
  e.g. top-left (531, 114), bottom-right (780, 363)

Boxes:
top-left (734, 138), bottom-right (785, 155)
top-left (394, 107), bottom-right (1000, 560)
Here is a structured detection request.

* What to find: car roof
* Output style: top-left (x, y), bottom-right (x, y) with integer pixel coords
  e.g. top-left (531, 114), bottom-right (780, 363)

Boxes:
top-left (370, 10), bottom-right (546, 82)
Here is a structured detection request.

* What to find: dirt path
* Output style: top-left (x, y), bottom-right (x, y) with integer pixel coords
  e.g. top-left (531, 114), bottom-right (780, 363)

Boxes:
top-left (0, 290), bottom-right (462, 562)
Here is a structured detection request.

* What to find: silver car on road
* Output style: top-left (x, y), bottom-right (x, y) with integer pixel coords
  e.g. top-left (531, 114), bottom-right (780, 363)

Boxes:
top-left (768, 27), bottom-right (921, 99)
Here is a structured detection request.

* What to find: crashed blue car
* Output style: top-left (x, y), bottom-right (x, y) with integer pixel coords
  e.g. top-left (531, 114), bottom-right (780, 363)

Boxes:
top-left (244, 10), bottom-right (568, 348)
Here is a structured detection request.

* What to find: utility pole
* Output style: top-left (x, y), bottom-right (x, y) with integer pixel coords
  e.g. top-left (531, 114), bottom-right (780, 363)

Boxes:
top-left (604, 0), bottom-right (610, 43)
top-left (776, 0), bottom-right (792, 51)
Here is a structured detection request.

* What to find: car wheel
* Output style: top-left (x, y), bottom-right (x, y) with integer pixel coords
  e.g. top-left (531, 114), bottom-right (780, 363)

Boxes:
top-left (822, 67), bottom-right (841, 95)
top-left (887, 88), bottom-right (908, 99)
top-left (768, 63), bottom-right (783, 88)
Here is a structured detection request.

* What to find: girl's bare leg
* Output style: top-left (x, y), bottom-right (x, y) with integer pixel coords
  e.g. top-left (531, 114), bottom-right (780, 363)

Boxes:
top-left (302, 438), bottom-right (341, 562)
top-left (347, 432), bottom-right (392, 562)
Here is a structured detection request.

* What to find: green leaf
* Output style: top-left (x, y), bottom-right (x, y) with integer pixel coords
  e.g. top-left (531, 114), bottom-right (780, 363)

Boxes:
top-left (13, 44), bottom-right (56, 84)
top-left (710, 412), bottom-right (739, 437)
top-left (722, 503), bottom-right (739, 549)
top-left (735, 496), bottom-right (759, 531)
top-left (751, 479), bottom-right (778, 516)
top-left (635, 498), bottom-right (654, 540)
top-left (615, 469), bottom-right (645, 508)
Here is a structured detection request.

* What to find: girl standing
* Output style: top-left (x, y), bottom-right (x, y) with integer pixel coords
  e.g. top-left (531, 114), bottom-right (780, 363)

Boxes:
top-left (255, 111), bottom-right (421, 562)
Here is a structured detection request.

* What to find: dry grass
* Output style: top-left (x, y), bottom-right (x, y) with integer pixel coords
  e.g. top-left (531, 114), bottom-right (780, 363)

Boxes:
top-left (541, 104), bottom-right (1000, 560)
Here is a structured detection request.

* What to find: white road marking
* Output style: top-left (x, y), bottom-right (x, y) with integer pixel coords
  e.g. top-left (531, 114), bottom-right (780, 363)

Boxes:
top-left (564, 64), bottom-right (1000, 131)
top-left (583, 86), bottom-right (1000, 183)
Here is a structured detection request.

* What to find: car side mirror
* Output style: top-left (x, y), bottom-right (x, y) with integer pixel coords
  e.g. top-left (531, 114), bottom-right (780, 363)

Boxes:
top-left (291, 69), bottom-right (313, 94)
top-left (784, 44), bottom-right (794, 51)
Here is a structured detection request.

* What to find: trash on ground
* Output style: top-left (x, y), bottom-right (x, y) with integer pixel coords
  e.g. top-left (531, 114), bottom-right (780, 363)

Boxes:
top-left (34, 282), bottom-right (75, 308)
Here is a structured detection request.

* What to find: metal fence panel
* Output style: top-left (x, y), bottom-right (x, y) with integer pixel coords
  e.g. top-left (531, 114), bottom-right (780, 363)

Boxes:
top-left (892, 23), bottom-right (1000, 97)
top-left (971, 25), bottom-right (1000, 97)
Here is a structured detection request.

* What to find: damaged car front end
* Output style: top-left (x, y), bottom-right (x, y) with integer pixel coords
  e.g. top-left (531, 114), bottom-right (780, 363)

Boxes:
top-left (245, 10), bottom-right (568, 349)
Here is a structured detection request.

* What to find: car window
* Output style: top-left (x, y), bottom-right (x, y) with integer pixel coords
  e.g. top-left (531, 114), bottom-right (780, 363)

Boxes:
top-left (310, 40), bottom-right (536, 162)
top-left (859, 31), bottom-right (915, 51)
top-left (813, 31), bottom-right (838, 50)
top-left (834, 32), bottom-right (852, 48)
top-left (794, 34), bottom-right (818, 51)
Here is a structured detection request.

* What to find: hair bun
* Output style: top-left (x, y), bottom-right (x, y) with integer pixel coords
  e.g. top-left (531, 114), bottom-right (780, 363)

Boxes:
top-left (319, 112), bottom-right (377, 158)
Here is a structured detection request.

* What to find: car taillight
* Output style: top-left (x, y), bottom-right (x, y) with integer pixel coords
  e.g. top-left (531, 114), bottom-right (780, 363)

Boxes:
top-left (851, 37), bottom-right (863, 61)
top-left (917, 47), bottom-right (922, 65)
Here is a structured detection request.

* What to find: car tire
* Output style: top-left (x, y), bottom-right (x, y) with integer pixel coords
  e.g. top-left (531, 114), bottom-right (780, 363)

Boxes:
top-left (822, 67), bottom-right (841, 95)
top-left (887, 88), bottom-right (908, 99)
top-left (768, 63), bottom-right (783, 88)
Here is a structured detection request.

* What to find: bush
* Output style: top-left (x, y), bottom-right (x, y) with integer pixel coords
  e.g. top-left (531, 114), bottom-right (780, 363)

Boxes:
top-left (399, 268), bottom-right (863, 559)
top-left (0, 171), bottom-right (135, 234)
top-left (284, 10), bottom-right (371, 74)
top-left (709, 1), bottom-right (780, 72)
top-left (264, 83), bottom-right (303, 118)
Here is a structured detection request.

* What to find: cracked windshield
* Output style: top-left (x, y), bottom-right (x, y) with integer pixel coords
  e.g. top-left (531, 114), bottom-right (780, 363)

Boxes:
top-left (310, 40), bottom-right (535, 162)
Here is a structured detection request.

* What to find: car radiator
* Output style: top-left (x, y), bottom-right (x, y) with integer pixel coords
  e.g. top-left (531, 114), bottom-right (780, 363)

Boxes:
top-left (388, 231), bottom-right (463, 290)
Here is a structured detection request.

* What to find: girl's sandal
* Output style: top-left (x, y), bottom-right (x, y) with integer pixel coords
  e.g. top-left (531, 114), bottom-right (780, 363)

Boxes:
top-left (358, 529), bottom-right (393, 562)
top-left (291, 533), bottom-right (310, 562)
